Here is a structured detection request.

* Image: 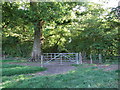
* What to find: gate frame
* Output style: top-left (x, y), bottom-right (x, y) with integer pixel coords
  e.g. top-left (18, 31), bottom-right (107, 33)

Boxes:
top-left (41, 53), bottom-right (81, 66)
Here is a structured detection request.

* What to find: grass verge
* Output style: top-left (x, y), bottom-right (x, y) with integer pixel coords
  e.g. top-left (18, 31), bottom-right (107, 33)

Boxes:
top-left (2, 65), bottom-right (118, 88)
top-left (2, 64), bottom-right (46, 76)
top-left (2, 60), bottom-right (27, 63)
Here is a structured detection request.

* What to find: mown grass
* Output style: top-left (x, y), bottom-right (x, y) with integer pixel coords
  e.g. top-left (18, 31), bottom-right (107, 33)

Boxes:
top-left (2, 64), bottom-right (23, 68)
top-left (2, 64), bottom-right (119, 88)
top-left (2, 64), bottom-right (46, 76)
top-left (2, 60), bottom-right (27, 63)
top-left (2, 75), bottom-right (33, 88)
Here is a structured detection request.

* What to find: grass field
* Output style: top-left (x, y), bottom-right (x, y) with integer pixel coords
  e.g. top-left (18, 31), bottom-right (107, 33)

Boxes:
top-left (1, 60), bottom-right (46, 88)
top-left (1, 60), bottom-right (119, 88)
top-left (2, 64), bottom-right (46, 76)
top-left (1, 60), bottom-right (27, 63)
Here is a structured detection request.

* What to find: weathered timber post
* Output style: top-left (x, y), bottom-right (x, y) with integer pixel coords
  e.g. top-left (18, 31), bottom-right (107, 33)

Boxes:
top-left (90, 54), bottom-right (93, 64)
top-left (41, 55), bottom-right (43, 67)
top-left (60, 53), bottom-right (63, 65)
top-left (76, 53), bottom-right (79, 64)
top-left (54, 53), bottom-right (55, 61)
top-left (79, 52), bottom-right (83, 64)
top-left (99, 54), bottom-right (102, 64)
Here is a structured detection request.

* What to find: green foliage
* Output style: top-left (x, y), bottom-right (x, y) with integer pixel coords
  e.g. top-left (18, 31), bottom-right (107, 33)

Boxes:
top-left (2, 2), bottom-right (119, 57)
top-left (2, 64), bottom-right (46, 76)
top-left (64, 3), bottom-right (118, 56)
top-left (2, 65), bottom-right (118, 88)
top-left (2, 36), bottom-right (33, 57)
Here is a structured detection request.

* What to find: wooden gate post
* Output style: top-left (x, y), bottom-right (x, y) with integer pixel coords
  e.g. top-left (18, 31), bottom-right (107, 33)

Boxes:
top-left (76, 53), bottom-right (79, 64)
top-left (79, 52), bottom-right (83, 64)
top-left (99, 54), bottom-right (102, 64)
top-left (41, 55), bottom-right (43, 67)
top-left (60, 53), bottom-right (63, 65)
top-left (90, 54), bottom-right (93, 64)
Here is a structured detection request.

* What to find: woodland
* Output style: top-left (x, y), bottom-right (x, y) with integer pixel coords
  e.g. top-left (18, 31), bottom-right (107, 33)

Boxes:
top-left (2, 1), bottom-right (119, 61)
top-left (1, 1), bottom-right (120, 88)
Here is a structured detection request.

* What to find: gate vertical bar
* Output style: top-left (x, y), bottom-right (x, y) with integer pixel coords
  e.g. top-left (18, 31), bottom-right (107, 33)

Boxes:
top-left (54, 53), bottom-right (56, 61)
top-left (51, 54), bottom-right (52, 61)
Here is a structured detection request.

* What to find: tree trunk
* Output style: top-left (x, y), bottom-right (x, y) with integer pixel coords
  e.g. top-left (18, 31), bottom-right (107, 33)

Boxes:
top-left (29, 20), bottom-right (45, 61)
top-left (29, 1), bottom-right (44, 62)
top-left (30, 20), bottom-right (45, 61)
top-left (31, 23), bottom-right (41, 61)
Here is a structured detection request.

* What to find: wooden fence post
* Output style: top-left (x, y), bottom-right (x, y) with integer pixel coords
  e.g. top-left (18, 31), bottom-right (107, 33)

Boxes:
top-left (99, 54), bottom-right (102, 63)
top-left (54, 53), bottom-right (56, 61)
top-left (90, 54), bottom-right (93, 64)
top-left (76, 53), bottom-right (79, 64)
top-left (60, 54), bottom-right (63, 65)
top-left (41, 55), bottom-right (43, 67)
top-left (79, 52), bottom-right (82, 64)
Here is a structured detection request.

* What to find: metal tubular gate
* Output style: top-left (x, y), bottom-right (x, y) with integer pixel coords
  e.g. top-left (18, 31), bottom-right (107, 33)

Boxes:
top-left (42, 53), bottom-right (80, 65)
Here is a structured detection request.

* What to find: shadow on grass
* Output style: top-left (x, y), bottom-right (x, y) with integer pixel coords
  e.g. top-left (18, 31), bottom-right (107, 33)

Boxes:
top-left (2, 64), bottom-right (46, 76)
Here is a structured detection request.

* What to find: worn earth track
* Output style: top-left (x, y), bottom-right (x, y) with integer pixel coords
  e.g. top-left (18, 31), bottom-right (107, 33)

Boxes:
top-left (93, 64), bottom-right (119, 71)
top-left (7, 62), bottom-right (119, 76)
top-left (7, 62), bottom-right (76, 75)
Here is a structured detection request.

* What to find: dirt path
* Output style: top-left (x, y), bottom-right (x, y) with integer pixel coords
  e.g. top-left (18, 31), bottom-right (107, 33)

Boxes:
top-left (7, 62), bottom-right (119, 76)
top-left (7, 62), bottom-right (76, 76)
top-left (33, 64), bottom-right (76, 75)
top-left (93, 64), bottom-right (119, 71)
top-left (82, 64), bottom-right (119, 71)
